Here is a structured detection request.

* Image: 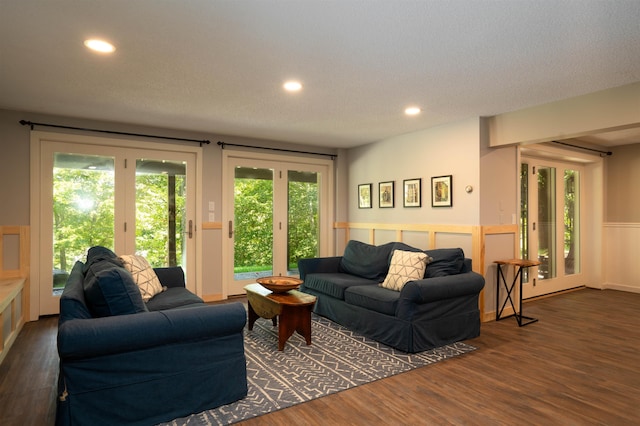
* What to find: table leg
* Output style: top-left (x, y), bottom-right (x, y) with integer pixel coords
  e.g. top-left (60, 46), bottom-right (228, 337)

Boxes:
top-left (277, 305), bottom-right (313, 351)
top-left (516, 267), bottom-right (538, 327)
top-left (496, 264), bottom-right (518, 321)
top-left (247, 301), bottom-right (258, 331)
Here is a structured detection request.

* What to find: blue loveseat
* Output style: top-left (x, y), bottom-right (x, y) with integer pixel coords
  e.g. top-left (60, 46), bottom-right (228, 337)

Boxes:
top-left (56, 247), bottom-right (248, 426)
top-left (299, 240), bottom-right (485, 353)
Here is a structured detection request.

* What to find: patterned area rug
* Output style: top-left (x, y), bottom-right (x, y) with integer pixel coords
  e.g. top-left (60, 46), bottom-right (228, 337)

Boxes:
top-left (163, 315), bottom-right (476, 425)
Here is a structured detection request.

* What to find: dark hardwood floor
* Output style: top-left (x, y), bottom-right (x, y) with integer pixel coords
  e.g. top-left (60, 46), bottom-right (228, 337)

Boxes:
top-left (1, 289), bottom-right (639, 425)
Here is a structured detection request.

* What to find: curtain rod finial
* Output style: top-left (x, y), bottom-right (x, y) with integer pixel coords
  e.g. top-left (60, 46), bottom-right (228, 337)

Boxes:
top-left (19, 119), bottom-right (34, 130)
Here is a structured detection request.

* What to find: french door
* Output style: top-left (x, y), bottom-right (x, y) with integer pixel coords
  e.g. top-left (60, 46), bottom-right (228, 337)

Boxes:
top-left (34, 135), bottom-right (198, 315)
top-left (222, 152), bottom-right (332, 296)
top-left (520, 157), bottom-right (583, 298)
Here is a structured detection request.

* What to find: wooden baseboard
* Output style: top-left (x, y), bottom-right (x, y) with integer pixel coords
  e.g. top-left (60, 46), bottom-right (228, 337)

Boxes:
top-left (483, 306), bottom-right (516, 323)
top-left (202, 294), bottom-right (225, 303)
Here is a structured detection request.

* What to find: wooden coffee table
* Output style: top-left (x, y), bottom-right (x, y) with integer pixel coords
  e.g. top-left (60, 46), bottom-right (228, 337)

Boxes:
top-left (244, 283), bottom-right (317, 351)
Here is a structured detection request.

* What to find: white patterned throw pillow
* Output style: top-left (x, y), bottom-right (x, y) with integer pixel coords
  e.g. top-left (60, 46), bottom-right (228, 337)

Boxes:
top-left (380, 250), bottom-right (431, 291)
top-left (119, 254), bottom-right (165, 302)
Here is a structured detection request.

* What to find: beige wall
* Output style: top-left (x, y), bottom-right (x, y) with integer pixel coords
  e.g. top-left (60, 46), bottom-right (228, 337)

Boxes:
top-left (0, 110), bottom-right (31, 225)
top-left (605, 143), bottom-right (640, 223)
top-left (603, 143), bottom-right (640, 293)
top-left (488, 82), bottom-right (640, 147)
top-left (347, 117), bottom-right (482, 226)
top-left (479, 118), bottom-right (518, 226)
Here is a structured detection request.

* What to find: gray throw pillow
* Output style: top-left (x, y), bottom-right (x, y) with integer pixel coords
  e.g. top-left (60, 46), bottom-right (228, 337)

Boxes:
top-left (424, 248), bottom-right (465, 277)
top-left (339, 240), bottom-right (397, 281)
top-left (83, 258), bottom-right (148, 317)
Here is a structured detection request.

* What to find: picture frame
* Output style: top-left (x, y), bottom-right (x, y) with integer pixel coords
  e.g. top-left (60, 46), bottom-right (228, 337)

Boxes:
top-left (431, 175), bottom-right (453, 207)
top-left (378, 181), bottom-right (394, 208)
top-left (358, 183), bottom-right (372, 208)
top-left (403, 178), bottom-right (421, 207)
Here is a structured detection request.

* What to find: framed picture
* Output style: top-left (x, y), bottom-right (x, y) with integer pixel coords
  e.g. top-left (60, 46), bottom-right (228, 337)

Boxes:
top-left (403, 178), bottom-right (421, 207)
top-left (431, 175), bottom-right (453, 207)
top-left (378, 181), bottom-right (394, 208)
top-left (358, 183), bottom-right (372, 208)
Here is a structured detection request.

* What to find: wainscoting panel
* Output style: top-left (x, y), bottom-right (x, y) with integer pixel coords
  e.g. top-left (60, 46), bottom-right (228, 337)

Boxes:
top-left (603, 223), bottom-right (640, 293)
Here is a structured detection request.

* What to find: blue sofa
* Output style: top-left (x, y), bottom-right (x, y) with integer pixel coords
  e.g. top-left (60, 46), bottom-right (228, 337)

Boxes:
top-left (56, 247), bottom-right (248, 426)
top-left (299, 240), bottom-right (485, 353)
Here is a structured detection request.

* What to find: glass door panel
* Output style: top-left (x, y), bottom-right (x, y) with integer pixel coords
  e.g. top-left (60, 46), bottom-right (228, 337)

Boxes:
top-left (224, 154), bottom-right (330, 297)
top-left (52, 152), bottom-right (115, 294)
top-left (520, 163), bottom-right (530, 282)
top-left (564, 169), bottom-right (580, 275)
top-left (233, 166), bottom-right (274, 281)
top-left (39, 138), bottom-right (198, 316)
top-left (287, 170), bottom-right (320, 275)
top-left (521, 157), bottom-right (584, 299)
top-left (537, 166), bottom-right (556, 280)
top-left (135, 159), bottom-right (187, 268)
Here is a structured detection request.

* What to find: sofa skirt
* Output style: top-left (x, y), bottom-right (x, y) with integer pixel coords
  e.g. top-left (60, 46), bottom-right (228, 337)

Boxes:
top-left (306, 288), bottom-right (480, 353)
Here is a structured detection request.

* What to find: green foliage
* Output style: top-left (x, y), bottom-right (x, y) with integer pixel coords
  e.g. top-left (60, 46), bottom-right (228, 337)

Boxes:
top-left (234, 178), bottom-right (274, 268)
top-left (53, 168), bottom-right (185, 273)
top-left (135, 174), bottom-right (185, 267)
top-left (54, 164), bottom-right (319, 280)
top-left (53, 168), bottom-right (115, 271)
top-left (233, 175), bottom-right (319, 273)
top-left (287, 180), bottom-right (319, 266)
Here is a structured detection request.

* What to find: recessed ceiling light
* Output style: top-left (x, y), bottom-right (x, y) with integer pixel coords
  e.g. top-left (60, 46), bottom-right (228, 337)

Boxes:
top-left (283, 81), bottom-right (302, 92)
top-left (84, 39), bottom-right (116, 53)
top-left (404, 106), bottom-right (421, 116)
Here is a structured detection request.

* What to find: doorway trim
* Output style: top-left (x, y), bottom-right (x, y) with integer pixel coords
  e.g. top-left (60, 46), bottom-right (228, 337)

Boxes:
top-left (221, 148), bottom-right (334, 298)
top-left (29, 130), bottom-right (203, 320)
top-left (518, 143), bottom-right (604, 297)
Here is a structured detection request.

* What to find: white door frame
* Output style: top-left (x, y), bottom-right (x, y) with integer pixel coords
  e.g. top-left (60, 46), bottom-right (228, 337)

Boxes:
top-left (518, 147), bottom-right (598, 299)
top-left (29, 131), bottom-right (203, 319)
top-left (221, 149), bottom-right (334, 298)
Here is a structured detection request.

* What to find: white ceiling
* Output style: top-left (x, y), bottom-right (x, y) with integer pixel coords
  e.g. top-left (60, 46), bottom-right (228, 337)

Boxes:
top-left (1, 0), bottom-right (639, 149)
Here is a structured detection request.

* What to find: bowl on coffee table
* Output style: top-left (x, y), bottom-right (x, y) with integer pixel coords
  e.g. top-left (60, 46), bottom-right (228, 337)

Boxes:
top-left (256, 276), bottom-right (303, 293)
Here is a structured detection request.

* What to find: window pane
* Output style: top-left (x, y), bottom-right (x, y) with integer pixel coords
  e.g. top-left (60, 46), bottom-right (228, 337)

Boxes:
top-left (233, 166), bottom-right (274, 280)
top-left (53, 153), bottom-right (115, 292)
top-left (538, 167), bottom-right (556, 279)
top-left (288, 170), bottom-right (320, 275)
top-left (564, 169), bottom-right (580, 275)
top-left (520, 163), bottom-right (529, 282)
top-left (135, 159), bottom-right (186, 268)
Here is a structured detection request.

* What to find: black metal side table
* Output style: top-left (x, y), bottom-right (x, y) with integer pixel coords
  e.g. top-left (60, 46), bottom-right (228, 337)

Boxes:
top-left (495, 259), bottom-right (541, 326)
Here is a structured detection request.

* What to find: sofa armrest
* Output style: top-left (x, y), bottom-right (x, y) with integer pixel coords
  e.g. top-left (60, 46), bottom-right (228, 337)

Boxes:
top-left (153, 266), bottom-right (185, 288)
top-left (298, 256), bottom-right (342, 280)
top-left (58, 302), bottom-right (246, 360)
top-left (400, 271), bottom-right (485, 304)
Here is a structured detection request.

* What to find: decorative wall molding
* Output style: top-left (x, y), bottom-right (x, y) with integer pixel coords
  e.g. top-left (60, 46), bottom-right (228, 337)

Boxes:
top-left (0, 225), bottom-right (29, 364)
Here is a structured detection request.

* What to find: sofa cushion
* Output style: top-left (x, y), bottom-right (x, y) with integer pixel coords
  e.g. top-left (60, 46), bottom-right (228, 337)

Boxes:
top-left (153, 266), bottom-right (186, 288)
top-left (380, 250), bottom-right (430, 291)
top-left (424, 248), bottom-right (465, 277)
top-left (83, 259), bottom-right (148, 317)
top-left (146, 287), bottom-right (204, 311)
top-left (339, 240), bottom-right (397, 281)
top-left (344, 285), bottom-right (400, 316)
top-left (82, 245), bottom-right (119, 273)
top-left (303, 272), bottom-right (379, 300)
top-left (119, 254), bottom-right (165, 301)
top-left (59, 261), bottom-right (93, 323)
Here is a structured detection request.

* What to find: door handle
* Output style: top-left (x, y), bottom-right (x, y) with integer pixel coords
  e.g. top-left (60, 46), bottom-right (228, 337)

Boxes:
top-left (188, 220), bottom-right (193, 238)
top-left (228, 220), bottom-right (233, 238)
